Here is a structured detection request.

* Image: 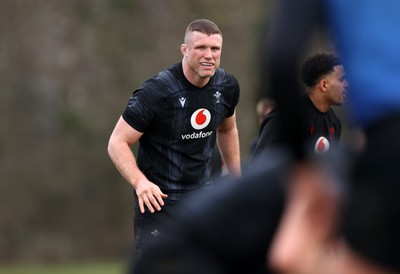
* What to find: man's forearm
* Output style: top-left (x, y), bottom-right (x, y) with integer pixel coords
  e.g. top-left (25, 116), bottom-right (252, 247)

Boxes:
top-left (217, 127), bottom-right (241, 177)
top-left (107, 141), bottom-right (146, 189)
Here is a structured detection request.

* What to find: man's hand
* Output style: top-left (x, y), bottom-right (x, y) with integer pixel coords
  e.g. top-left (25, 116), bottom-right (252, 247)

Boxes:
top-left (134, 178), bottom-right (168, 213)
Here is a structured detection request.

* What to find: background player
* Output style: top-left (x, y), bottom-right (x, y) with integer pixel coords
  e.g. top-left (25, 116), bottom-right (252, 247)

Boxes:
top-left (253, 52), bottom-right (347, 159)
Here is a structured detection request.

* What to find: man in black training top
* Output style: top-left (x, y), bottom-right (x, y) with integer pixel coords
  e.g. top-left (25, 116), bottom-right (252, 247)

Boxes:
top-left (107, 19), bottom-right (241, 256)
top-left (253, 52), bottom-right (347, 159)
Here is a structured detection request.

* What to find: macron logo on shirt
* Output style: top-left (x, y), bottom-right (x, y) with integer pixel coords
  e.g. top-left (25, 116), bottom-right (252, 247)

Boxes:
top-left (179, 97), bottom-right (186, 107)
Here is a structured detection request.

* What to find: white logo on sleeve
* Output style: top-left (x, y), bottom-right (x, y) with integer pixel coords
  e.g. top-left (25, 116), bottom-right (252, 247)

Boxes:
top-left (190, 108), bottom-right (211, 130)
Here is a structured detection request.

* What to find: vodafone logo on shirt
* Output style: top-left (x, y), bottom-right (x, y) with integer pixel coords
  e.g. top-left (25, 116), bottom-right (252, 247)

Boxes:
top-left (190, 108), bottom-right (211, 130)
top-left (314, 136), bottom-right (330, 153)
top-left (181, 108), bottom-right (213, 140)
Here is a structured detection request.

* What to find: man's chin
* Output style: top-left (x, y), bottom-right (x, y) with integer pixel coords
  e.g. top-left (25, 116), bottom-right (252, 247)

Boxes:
top-left (200, 71), bottom-right (215, 78)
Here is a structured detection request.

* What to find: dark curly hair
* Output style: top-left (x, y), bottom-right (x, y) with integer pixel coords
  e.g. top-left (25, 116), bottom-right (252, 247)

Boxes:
top-left (301, 53), bottom-right (342, 87)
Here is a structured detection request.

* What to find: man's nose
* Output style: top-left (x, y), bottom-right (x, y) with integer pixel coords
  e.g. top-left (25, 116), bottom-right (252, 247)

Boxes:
top-left (204, 48), bottom-right (212, 58)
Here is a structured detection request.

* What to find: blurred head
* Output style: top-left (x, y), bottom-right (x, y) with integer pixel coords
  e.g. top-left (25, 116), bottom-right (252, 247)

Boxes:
top-left (301, 53), bottom-right (348, 107)
top-left (256, 98), bottom-right (276, 124)
top-left (181, 19), bottom-right (223, 87)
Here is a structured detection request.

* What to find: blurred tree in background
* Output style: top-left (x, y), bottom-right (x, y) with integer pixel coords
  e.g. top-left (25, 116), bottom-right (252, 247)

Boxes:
top-left (0, 0), bottom-right (273, 264)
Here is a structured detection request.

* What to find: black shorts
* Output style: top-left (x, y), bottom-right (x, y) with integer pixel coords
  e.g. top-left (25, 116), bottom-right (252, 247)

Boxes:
top-left (133, 193), bottom-right (190, 256)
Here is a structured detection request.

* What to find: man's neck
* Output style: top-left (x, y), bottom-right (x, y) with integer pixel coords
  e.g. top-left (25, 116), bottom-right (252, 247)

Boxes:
top-left (308, 93), bottom-right (330, 113)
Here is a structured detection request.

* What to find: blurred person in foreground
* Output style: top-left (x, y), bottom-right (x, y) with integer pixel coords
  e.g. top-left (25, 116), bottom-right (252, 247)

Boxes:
top-left (107, 18), bottom-right (241, 258)
top-left (266, 0), bottom-right (400, 273)
top-left (252, 52), bottom-right (347, 159)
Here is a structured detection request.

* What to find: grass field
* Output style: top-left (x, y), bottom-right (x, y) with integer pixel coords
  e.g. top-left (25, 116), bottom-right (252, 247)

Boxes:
top-left (0, 261), bottom-right (128, 274)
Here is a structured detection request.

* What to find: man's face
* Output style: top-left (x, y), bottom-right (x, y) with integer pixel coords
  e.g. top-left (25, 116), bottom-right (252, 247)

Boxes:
top-left (181, 31), bottom-right (222, 86)
top-left (325, 65), bottom-right (348, 105)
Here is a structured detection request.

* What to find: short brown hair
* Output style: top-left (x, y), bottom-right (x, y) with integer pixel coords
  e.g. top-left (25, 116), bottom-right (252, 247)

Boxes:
top-left (184, 19), bottom-right (222, 42)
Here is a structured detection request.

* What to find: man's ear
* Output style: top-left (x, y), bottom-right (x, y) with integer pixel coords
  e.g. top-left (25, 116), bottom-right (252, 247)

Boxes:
top-left (319, 79), bottom-right (328, 92)
top-left (181, 44), bottom-right (188, 56)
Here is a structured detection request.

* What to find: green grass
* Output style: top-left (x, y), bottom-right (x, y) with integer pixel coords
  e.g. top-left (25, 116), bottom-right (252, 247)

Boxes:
top-left (0, 260), bottom-right (128, 274)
